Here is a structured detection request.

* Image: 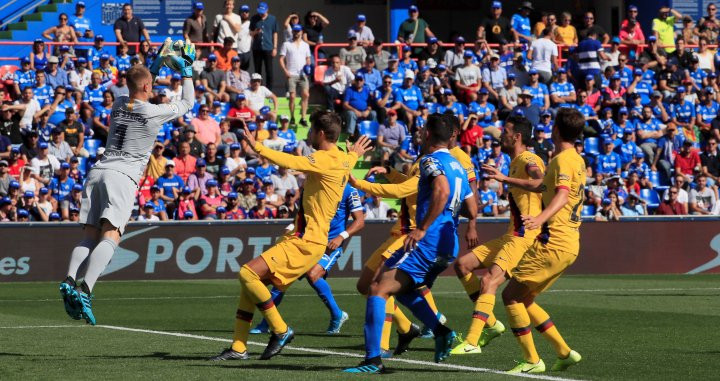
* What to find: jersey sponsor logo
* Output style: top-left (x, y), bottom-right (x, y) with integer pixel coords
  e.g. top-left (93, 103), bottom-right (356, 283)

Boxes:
top-left (558, 174), bottom-right (570, 181)
top-left (111, 108), bottom-right (148, 124)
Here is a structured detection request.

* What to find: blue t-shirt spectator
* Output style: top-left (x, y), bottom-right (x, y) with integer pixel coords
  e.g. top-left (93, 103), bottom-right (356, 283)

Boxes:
top-left (394, 85), bottom-right (423, 111)
top-left (596, 150), bottom-right (623, 175)
top-left (479, 188), bottom-right (498, 216)
top-left (157, 175), bottom-right (184, 198)
top-left (357, 67), bottom-right (382, 92)
top-left (49, 177), bottom-right (76, 200)
top-left (344, 84), bottom-right (372, 111)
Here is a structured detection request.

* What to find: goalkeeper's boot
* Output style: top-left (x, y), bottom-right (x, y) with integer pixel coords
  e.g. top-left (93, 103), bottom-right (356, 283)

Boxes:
top-left (74, 283), bottom-right (96, 325)
top-left (259, 326), bottom-right (294, 360)
top-left (59, 276), bottom-right (81, 320)
top-left (149, 37), bottom-right (174, 76)
top-left (508, 359), bottom-right (546, 374)
top-left (478, 320), bottom-right (506, 347)
top-left (551, 350), bottom-right (582, 371)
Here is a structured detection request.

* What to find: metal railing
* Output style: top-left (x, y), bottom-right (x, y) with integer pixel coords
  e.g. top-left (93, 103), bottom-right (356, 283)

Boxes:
top-left (0, 40), bottom-right (223, 61)
top-left (0, 0), bottom-right (49, 30)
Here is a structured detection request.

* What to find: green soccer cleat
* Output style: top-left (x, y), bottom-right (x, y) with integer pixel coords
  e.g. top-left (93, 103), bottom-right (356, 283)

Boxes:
top-left (551, 350), bottom-right (582, 371)
top-left (478, 320), bottom-right (506, 347)
top-left (449, 340), bottom-right (482, 355)
top-left (507, 359), bottom-right (546, 374)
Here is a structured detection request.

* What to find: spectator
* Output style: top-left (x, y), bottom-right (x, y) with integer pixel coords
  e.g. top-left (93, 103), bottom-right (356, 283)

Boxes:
top-left (394, 71), bottom-right (423, 127)
top-left (224, 142), bottom-right (247, 176)
top-left (595, 197), bottom-right (620, 221)
top-left (187, 159), bottom-right (214, 197)
top-left (690, 174), bottom-right (717, 214)
top-left (13, 57), bottom-right (36, 96)
top-left (579, 11), bottom-right (610, 44)
top-left (343, 74), bottom-right (375, 136)
top-left (302, 11), bottom-right (330, 63)
top-left (31, 142), bottom-right (60, 185)
top-left (245, 74), bottom-right (278, 119)
top-left (523, 69), bottom-right (550, 110)
top-left (531, 126), bottom-right (554, 164)
top-left (323, 55), bottom-right (354, 111)
top-left (351, 14), bottom-right (375, 47)
top-left (0, 161), bottom-right (10, 196)
top-left (214, 37), bottom-right (240, 71)
top-left (554, 12), bottom-right (578, 46)
top-left (636, 105), bottom-right (664, 162)
top-left (138, 203), bottom-right (160, 221)
top-left (365, 195), bottom-right (390, 219)
top-left (29, 39), bottom-right (48, 71)
top-left (279, 24), bottom-right (311, 125)
top-left (19, 131), bottom-right (40, 161)
top-left (238, 178), bottom-right (257, 210)
top-left (113, 3), bottom-right (151, 55)
top-left (249, 2), bottom-right (278, 89)
top-left (656, 186), bottom-right (687, 215)
top-left (19, 166), bottom-right (40, 194)
top-left (108, 70), bottom-right (129, 99)
top-left (681, 16), bottom-right (698, 45)
top-left (396, 5), bottom-right (435, 55)
top-left (701, 137), bottom-right (720, 185)
top-left (621, 193), bottom-right (647, 216)
top-left (60, 183), bottom-right (82, 220)
top-left (528, 28), bottom-right (558, 84)
top-left (619, 18), bottom-right (645, 56)
top-left (443, 37), bottom-right (467, 75)
top-left (376, 109), bottom-right (405, 165)
top-left (369, 39), bottom-right (391, 72)
top-left (282, 13), bottom-right (301, 42)
top-left (176, 187), bottom-right (198, 220)
top-left (225, 58), bottom-right (251, 100)
top-left (511, 2), bottom-right (534, 43)
top-left (696, 3), bottom-right (720, 42)
top-left (48, 128), bottom-right (73, 162)
top-left (200, 54), bottom-right (230, 103)
top-left (173, 141), bottom-right (198, 182)
top-left (499, 73), bottom-right (521, 115)
top-left (146, 143), bottom-right (167, 180)
top-left (192, 105), bottom-right (221, 146)
top-left (48, 162), bottom-right (75, 201)
top-left (45, 56), bottom-right (69, 90)
top-left (262, 122), bottom-right (286, 151)
top-left (674, 140), bottom-right (701, 179)
top-left (184, 3), bottom-right (209, 51)
top-left (512, 90), bottom-right (541, 125)
top-left (479, 2), bottom-right (514, 45)
top-left (340, 32), bottom-right (367, 73)
top-left (156, 162), bottom-right (184, 205)
top-left (357, 57), bottom-right (382, 92)
top-left (454, 50), bottom-right (482, 104)
top-left (69, 57), bottom-right (92, 94)
top-left (224, 192), bottom-right (246, 219)
top-left (226, 94), bottom-right (254, 129)
top-left (577, 31), bottom-right (610, 86)
top-left (470, 88), bottom-right (499, 138)
top-left (271, 167), bottom-right (299, 199)
top-left (248, 192), bottom-right (275, 219)
top-left (652, 6), bottom-right (683, 53)
top-left (69, 1), bottom-right (93, 58)
top-left (478, 176), bottom-right (498, 217)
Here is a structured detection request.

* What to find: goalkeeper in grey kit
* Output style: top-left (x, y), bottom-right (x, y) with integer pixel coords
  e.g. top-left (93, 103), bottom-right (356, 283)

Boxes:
top-left (59, 39), bottom-right (197, 325)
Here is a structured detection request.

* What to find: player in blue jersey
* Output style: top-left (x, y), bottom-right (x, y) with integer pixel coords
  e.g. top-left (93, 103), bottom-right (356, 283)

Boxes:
top-left (251, 183), bottom-right (365, 335)
top-left (344, 114), bottom-right (478, 374)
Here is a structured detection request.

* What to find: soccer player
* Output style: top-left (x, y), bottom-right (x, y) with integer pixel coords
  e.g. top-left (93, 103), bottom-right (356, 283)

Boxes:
top-left (59, 39), bottom-right (197, 325)
top-left (450, 115), bottom-right (545, 355)
top-left (210, 111), bottom-right (371, 361)
top-left (344, 115), bottom-right (478, 373)
top-left (501, 107), bottom-right (585, 373)
top-left (349, 114), bottom-right (477, 356)
top-left (250, 182), bottom-right (365, 334)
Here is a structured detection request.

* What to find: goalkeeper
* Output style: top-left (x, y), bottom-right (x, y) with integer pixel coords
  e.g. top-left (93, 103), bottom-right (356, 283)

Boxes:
top-left (58, 39), bottom-right (197, 325)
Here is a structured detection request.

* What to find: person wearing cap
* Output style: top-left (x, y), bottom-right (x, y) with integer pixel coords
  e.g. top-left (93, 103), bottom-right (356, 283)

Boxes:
top-left (511, 1), bottom-right (534, 43)
top-left (350, 13), bottom-right (375, 47)
top-left (156, 160), bottom-right (185, 205)
top-left (674, 139), bottom-right (702, 180)
top-left (199, 54), bottom-right (231, 103)
top-left (185, 157), bottom-right (212, 197)
top-left (528, 27), bottom-right (558, 85)
top-left (686, 45), bottom-right (711, 92)
top-left (417, 36), bottom-right (444, 68)
top-left (93, 53), bottom-right (119, 88)
top-left (394, 70), bottom-right (423, 126)
top-left (45, 55), bottom-right (70, 89)
top-left (479, 1), bottom-right (514, 45)
top-left (356, 56), bottom-right (382, 92)
top-left (113, 3), bottom-right (151, 56)
top-left (226, 94), bottom-right (254, 129)
top-left (522, 68), bottom-right (551, 111)
top-left (601, 72), bottom-right (628, 110)
top-left (442, 37), bottom-right (468, 74)
top-left (48, 160), bottom-right (76, 200)
top-left (481, 52), bottom-right (508, 99)
top-left (221, 191), bottom-right (244, 219)
top-left (342, 73), bottom-right (375, 135)
top-left (261, 122), bottom-right (286, 151)
top-left (512, 89), bottom-right (541, 126)
top-left (595, 137), bottom-right (622, 176)
top-left (226, 56), bottom-right (252, 100)
top-left (396, 5), bottom-right (435, 55)
top-left (68, 55), bottom-right (92, 94)
top-left (144, 184), bottom-right (169, 221)
top-left (69, 1), bottom-right (93, 58)
top-left (579, 11), bottom-right (609, 44)
top-left (184, 2), bottom-right (209, 50)
top-left (249, 1), bottom-right (279, 89)
top-left (30, 139), bottom-right (61, 185)
top-left (175, 185), bottom-right (199, 221)
top-left (398, 44), bottom-right (419, 76)
top-left (696, 88), bottom-right (719, 135)
top-left (548, 68), bottom-right (576, 109)
top-left (247, 190), bottom-right (276, 219)
top-left (376, 109), bottom-right (406, 165)
top-left (12, 57), bottom-right (37, 95)
top-left (246, 73), bottom-right (279, 120)
top-left (470, 87), bottom-right (499, 134)
top-left (453, 49), bottom-right (481, 103)
top-left (191, 102), bottom-right (221, 147)
top-left (668, 86), bottom-right (697, 143)
top-left (340, 31), bottom-right (367, 73)
top-left (279, 23), bottom-right (312, 125)
top-left (323, 54), bottom-right (355, 110)
top-left (87, 34), bottom-right (115, 70)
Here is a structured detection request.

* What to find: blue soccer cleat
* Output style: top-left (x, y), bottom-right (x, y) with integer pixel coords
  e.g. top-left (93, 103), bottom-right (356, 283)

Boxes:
top-left (434, 329), bottom-right (457, 363)
top-left (326, 311), bottom-right (349, 334)
top-left (343, 360), bottom-right (385, 373)
top-left (421, 312), bottom-right (447, 338)
top-left (73, 285), bottom-right (96, 325)
top-left (250, 319), bottom-right (269, 334)
top-left (59, 277), bottom-right (81, 320)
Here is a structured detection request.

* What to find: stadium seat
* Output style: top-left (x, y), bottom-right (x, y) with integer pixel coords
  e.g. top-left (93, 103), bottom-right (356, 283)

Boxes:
top-left (220, 102), bottom-right (230, 115)
top-left (313, 65), bottom-right (327, 85)
top-left (77, 157), bottom-right (88, 176)
top-left (84, 139), bottom-right (101, 157)
top-left (584, 137), bottom-right (600, 157)
top-left (358, 120), bottom-right (379, 140)
top-left (648, 171), bottom-right (661, 188)
top-left (582, 204), bottom-right (596, 217)
top-left (640, 188), bottom-right (660, 210)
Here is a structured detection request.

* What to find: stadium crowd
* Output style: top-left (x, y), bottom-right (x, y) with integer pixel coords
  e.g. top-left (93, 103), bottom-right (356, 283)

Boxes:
top-left (1, 0), bottom-right (720, 222)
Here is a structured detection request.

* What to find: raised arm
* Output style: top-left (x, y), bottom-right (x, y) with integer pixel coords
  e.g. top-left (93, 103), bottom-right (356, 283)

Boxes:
top-left (482, 162), bottom-right (544, 192)
top-left (155, 78), bottom-right (194, 124)
top-left (350, 173), bottom-right (418, 199)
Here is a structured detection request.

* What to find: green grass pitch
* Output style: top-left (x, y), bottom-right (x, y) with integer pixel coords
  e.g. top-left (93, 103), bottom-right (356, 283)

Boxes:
top-left (1, 274), bottom-right (718, 380)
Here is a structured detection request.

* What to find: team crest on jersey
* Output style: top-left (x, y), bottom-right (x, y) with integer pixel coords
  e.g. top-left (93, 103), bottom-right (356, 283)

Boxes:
top-left (421, 157), bottom-right (444, 177)
top-left (306, 154), bottom-right (316, 164)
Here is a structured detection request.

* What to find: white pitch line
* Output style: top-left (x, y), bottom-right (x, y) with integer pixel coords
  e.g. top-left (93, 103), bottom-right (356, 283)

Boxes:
top-left (0, 287), bottom-right (718, 303)
top-left (0, 325), bottom-right (80, 329)
top-left (94, 324), bottom-right (583, 381)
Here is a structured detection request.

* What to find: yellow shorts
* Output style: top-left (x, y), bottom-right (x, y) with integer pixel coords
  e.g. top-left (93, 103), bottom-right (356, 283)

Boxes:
top-left (260, 235), bottom-right (326, 287)
top-left (472, 234), bottom-right (535, 274)
top-left (512, 241), bottom-right (578, 294)
top-left (363, 233), bottom-right (406, 272)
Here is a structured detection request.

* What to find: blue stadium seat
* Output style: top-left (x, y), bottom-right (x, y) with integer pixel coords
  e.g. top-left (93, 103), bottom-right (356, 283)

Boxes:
top-left (458, 103), bottom-right (469, 117)
top-left (358, 120), bottom-right (379, 140)
top-left (426, 102), bottom-right (438, 114)
top-left (77, 157), bottom-right (88, 176)
top-left (220, 102), bottom-right (230, 115)
top-left (84, 139), bottom-right (101, 157)
top-left (640, 188), bottom-right (660, 210)
top-left (584, 137), bottom-right (600, 157)
top-left (581, 204), bottom-right (596, 216)
top-left (648, 171), bottom-right (661, 188)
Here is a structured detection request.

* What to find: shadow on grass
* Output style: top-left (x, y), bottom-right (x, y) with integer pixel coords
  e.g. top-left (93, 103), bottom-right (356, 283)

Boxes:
top-left (191, 363), bottom-right (463, 373)
top-left (604, 293), bottom-right (720, 297)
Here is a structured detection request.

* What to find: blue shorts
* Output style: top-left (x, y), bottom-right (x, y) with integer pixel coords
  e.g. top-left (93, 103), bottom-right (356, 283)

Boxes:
top-left (316, 247), bottom-right (343, 272)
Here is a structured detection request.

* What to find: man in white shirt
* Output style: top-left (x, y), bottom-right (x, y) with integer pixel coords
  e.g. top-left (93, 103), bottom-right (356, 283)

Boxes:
top-left (323, 54), bottom-right (355, 110)
top-left (455, 50), bottom-right (482, 103)
top-left (279, 24), bottom-right (311, 126)
top-left (527, 27), bottom-right (558, 84)
top-left (245, 73), bottom-right (278, 120)
top-left (365, 195), bottom-right (390, 219)
top-left (271, 167), bottom-right (299, 198)
top-left (31, 142), bottom-right (61, 185)
top-left (350, 14), bottom-right (375, 47)
top-left (2, 87), bottom-right (50, 131)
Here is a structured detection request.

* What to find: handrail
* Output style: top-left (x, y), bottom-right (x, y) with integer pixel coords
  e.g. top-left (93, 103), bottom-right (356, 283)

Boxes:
top-left (0, 41), bottom-right (223, 62)
top-left (0, 0), bottom-right (48, 30)
top-left (0, 0), bottom-right (22, 14)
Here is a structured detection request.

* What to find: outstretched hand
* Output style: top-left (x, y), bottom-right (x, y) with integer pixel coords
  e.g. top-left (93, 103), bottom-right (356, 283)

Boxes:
top-left (242, 125), bottom-right (257, 152)
top-left (347, 135), bottom-right (372, 157)
top-left (482, 164), bottom-right (506, 183)
top-left (167, 39), bottom-right (196, 78)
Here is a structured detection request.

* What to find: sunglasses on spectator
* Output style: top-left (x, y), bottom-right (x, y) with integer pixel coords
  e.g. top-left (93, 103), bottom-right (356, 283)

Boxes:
top-left (670, 191), bottom-right (678, 194)
top-left (199, 109), bottom-right (209, 113)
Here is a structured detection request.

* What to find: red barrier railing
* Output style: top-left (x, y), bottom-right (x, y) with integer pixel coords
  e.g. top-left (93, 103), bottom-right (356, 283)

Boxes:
top-left (0, 41), bottom-right (223, 61)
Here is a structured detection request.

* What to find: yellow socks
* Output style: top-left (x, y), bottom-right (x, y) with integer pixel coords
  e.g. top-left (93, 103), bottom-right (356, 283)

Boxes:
top-left (381, 296), bottom-right (395, 351)
top-left (417, 286), bottom-right (438, 313)
top-left (458, 272), bottom-right (481, 302)
top-left (465, 294), bottom-right (496, 346)
top-left (527, 303), bottom-right (571, 358)
top-left (506, 302), bottom-right (540, 364)
top-left (231, 288), bottom-right (254, 353)
top-left (239, 265), bottom-right (288, 335)
top-left (391, 296), bottom-right (412, 334)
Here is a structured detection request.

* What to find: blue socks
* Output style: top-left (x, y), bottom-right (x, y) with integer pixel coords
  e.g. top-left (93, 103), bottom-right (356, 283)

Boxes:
top-left (364, 296), bottom-right (386, 359)
top-left (270, 287), bottom-right (285, 307)
top-left (397, 291), bottom-right (440, 330)
top-left (307, 277), bottom-right (342, 319)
